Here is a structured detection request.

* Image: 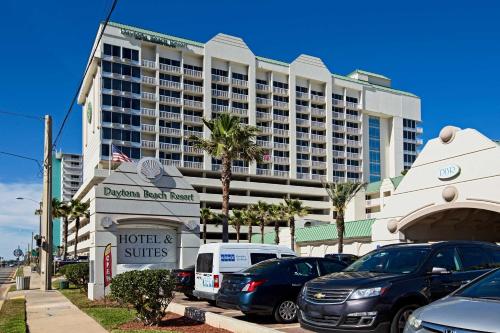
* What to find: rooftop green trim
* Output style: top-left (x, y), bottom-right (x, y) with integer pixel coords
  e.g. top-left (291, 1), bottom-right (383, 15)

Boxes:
top-left (349, 69), bottom-right (390, 81)
top-left (256, 56), bottom-right (289, 67)
top-left (295, 219), bottom-right (375, 243)
top-left (390, 175), bottom-right (404, 189)
top-left (365, 180), bottom-right (383, 194)
top-left (332, 74), bottom-right (418, 98)
top-left (250, 232), bottom-right (276, 244)
top-left (107, 22), bottom-right (204, 47)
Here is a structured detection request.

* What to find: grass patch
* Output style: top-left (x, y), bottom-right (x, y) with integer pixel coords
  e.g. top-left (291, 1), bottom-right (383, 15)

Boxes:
top-left (8, 285), bottom-right (17, 292)
top-left (0, 298), bottom-right (26, 333)
top-left (15, 268), bottom-right (23, 277)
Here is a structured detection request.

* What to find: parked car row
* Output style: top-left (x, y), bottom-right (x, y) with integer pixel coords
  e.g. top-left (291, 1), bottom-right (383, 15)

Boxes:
top-left (175, 241), bottom-right (500, 333)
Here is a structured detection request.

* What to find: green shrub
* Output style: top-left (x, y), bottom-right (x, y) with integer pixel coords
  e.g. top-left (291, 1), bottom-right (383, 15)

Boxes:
top-left (110, 269), bottom-right (176, 326)
top-left (63, 263), bottom-right (89, 291)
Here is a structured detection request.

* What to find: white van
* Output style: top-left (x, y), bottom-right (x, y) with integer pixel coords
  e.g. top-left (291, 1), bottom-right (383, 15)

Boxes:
top-left (193, 243), bottom-right (296, 301)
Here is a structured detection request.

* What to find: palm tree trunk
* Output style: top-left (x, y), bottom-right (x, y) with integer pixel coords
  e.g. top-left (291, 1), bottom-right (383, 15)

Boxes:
top-left (290, 217), bottom-right (295, 251)
top-left (260, 222), bottom-right (265, 244)
top-left (248, 225), bottom-right (252, 243)
top-left (74, 217), bottom-right (80, 258)
top-left (221, 156), bottom-right (232, 243)
top-left (202, 218), bottom-right (207, 244)
top-left (63, 216), bottom-right (69, 260)
top-left (274, 220), bottom-right (280, 245)
top-left (336, 212), bottom-right (344, 254)
top-left (236, 225), bottom-right (240, 243)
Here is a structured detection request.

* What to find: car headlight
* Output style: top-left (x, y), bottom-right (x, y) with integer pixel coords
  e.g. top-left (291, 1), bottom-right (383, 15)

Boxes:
top-left (349, 286), bottom-right (387, 300)
top-left (406, 313), bottom-right (422, 330)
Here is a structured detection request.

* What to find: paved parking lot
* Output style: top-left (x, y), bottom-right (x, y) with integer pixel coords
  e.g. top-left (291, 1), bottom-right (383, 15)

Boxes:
top-left (174, 295), bottom-right (311, 333)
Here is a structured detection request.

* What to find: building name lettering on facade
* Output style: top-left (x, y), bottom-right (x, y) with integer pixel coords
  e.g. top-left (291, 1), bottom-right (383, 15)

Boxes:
top-left (103, 186), bottom-right (195, 201)
top-left (438, 164), bottom-right (461, 180)
top-left (117, 230), bottom-right (176, 263)
top-left (120, 28), bottom-right (187, 48)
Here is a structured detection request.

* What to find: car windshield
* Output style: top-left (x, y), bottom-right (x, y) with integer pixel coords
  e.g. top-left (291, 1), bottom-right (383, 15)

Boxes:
top-left (455, 269), bottom-right (500, 300)
top-left (344, 248), bottom-right (430, 274)
top-left (242, 259), bottom-right (279, 274)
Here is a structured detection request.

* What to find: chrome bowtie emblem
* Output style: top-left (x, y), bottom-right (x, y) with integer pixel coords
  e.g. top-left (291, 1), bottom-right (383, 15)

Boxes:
top-left (314, 292), bottom-right (325, 299)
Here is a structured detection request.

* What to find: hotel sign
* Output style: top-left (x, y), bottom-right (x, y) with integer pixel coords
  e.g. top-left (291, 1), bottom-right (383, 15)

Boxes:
top-left (438, 164), bottom-right (461, 180)
top-left (121, 28), bottom-right (187, 48)
top-left (103, 186), bottom-right (195, 202)
top-left (116, 228), bottom-right (176, 265)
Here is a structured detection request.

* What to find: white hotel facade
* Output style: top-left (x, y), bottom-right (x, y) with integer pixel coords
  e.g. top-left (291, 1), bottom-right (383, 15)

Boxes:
top-left (77, 22), bottom-right (422, 242)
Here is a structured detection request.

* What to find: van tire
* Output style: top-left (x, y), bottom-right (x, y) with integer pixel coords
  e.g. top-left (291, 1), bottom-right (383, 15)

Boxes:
top-left (390, 304), bottom-right (419, 333)
top-left (207, 300), bottom-right (217, 306)
top-left (273, 299), bottom-right (298, 323)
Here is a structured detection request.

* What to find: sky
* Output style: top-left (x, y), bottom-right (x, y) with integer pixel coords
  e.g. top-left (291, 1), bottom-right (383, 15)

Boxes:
top-left (0, 0), bottom-right (499, 258)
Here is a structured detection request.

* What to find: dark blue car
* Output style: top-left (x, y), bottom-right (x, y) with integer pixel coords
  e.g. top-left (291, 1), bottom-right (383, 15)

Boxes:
top-left (216, 257), bottom-right (347, 323)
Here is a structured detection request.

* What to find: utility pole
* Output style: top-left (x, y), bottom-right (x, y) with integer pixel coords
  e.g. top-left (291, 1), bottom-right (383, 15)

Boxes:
top-left (40, 115), bottom-right (53, 291)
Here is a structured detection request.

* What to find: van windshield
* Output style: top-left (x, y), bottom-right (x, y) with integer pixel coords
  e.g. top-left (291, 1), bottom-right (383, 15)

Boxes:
top-left (345, 248), bottom-right (430, 274)
top-left (196, 253), bottom-right (213, 273)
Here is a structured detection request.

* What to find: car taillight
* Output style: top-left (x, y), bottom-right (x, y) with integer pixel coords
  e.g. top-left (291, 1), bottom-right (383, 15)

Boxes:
top-left (242, 279), bottom-right (267, 292)
top-left (177, 271), bottom-right (192, 278)
top-left (214, 274), bottom-right (220, 288)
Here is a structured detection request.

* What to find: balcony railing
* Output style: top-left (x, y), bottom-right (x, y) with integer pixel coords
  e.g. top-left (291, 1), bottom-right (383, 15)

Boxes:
top-left (160, 111), bottom-right (181, 120)
top-left (297, 172), bottom-right (310, 180)
top-left (159, 95), bottom-right (182, 105)
top-left (256, 111), bottom-right (272, 120)
top-left (333, 163), bottom-right (346, 170)
top-left (346, 113), bottom-right (362, 122)
top-left (212, 89), bottom-right (229, 98)
top-left (312, 161), bottom-right (326, 168)
top-left (183, 114), bottom-right (203, 123)
top-left (333, 150), bottom-right (346, 158)
top-left (311, 174), bottom-right (327, 181)
top-left (333, 137), bottom-right (346, 145)
top-left (346, 101), bottom-right (360, 109)
top-left (273, 156), bottom-right (289, 164)
top-left (347, 165), bottom-right (362, 172)
top-left (296, 131), bottom-right (309, 139)
top-left (311, 134), bottom-right (326, 142)
top-left (231, 78), bottom-right (248, 87)
top-left (332, 98), bottom-right (345, 106)
top-left (256, 97), bottom-right (271, 106)
top-left (256, 83), bottom-right (270, 92)
top-left (296, 118), bottom-right (309, 126)
top-left (273, 142), bottom-right (289, 150)
top-left (273, 87), bottom-right (288, 95)
top-left (297, 159), bottom-right (310, 166)
top-left (273, 170), bottom-right (289, 178)
top-left (159, 127), bottom-right (181, 136)
top-left (346, 152), bottom-right (361, 159)
top-left (346, 127), bottom-right (361, 134)
top-left (311, 94), bottom-right (325, 103)
top-left (256, 140), bottom-right (272, 148)
top-left (184, 99), bottom-right (203, 109)
top-left (160, 159), bottom-right (181, 167)
top-left (311, 147), bottom-right (326, 155)
top-left (184, 84), bottom-right (203, 94)
top-left (141, 76), bottom-right (156, 85)
top-left (256, 126), bottom-right (272, 134)
top-left (141, 59), bottom-right (157, 69)
top-left (159, 63), bottom-right (181, 73)
top-left (332, 124), bottom-right (345, 132)
top-left (332, 112), bottom-right (345, 120)
top-left (273, 128), bottom-right (289, 136)
top-left (141, 124), bottom-right (157, 133)
top-left (311, 121), bottom-right (326, 129)
top-left (183, 161), bottom-right (203, 169)
top-left (231, 107), bottom-right (248, 116)
top-left (160, 79), bottom-right (181, 90)
top-left (183, 145), bottom-right (204, 154)
top-left (212, 104), bottom-right (229, 112)
top-left (296, 145), bottom-right (310, 153)
top-left (141, 107), bottom-right (157, 117)
top-left (296, 91), bottom-right (309, 99)
top-left (256, 168), bottom-right (272, 176)
top-left (311, 108), bottom-right (326, 117)
top-left (232, 93), bottom-right (248, 101)
top-left (183, 68), bottom-right (203, 78)
top-left (296, 105), bottom-right (309, 113)
top-left (160, 143), bottom-right (182, 151)
top-left (346, 139), bottom-right (362, 147)
top-left (273, 114), bottom-right (289, 123)
top-left (141, 92), bottom-right (157, 101)
top-left (333, 176), bottom-right (344, 183)
top-left (273, 100), bottom-right (289, 109)
top-left (141, 140), bottom-right (157, 149)
top-left (184, 130), bottom-right (203, 138)
top-left (212, 74), bottom-right (229, 83)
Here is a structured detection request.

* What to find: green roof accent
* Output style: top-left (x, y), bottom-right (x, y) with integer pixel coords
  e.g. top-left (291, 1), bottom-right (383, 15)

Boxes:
top-left (332, 74), bottom-right (418, 98)
top-left (349, 69), bottom-right (390, 81)
top-left (295, 219), bottom-right (375, 243)
top-left (250, 232), bottom-right (276, 244)
top-left (107, 22), bottom-right (204, 47)
top-left (256, 56), bottom-right (289, 67)
top-left (390, 175), bottom-right (404, 189)
top-left (365, 180), bottom-right (383, 194)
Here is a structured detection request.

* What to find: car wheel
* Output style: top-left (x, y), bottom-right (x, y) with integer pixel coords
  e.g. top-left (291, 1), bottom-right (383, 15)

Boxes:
top-left (390, 304), bottom-right (419, 333)
top-left (184, 293), bottom-right (197, 300)
top-left (207, 300), bottom-right (217, 306)
top-left (274, 299), bottom-right (298, 323)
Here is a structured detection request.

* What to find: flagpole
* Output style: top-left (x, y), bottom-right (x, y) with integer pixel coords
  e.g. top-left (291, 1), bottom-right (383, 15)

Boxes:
top-left (109, 141), bottom-right (112, 175)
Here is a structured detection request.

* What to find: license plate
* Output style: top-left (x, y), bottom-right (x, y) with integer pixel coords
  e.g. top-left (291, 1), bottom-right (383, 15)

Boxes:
top-left (202, 276), bottom-right (213, 288)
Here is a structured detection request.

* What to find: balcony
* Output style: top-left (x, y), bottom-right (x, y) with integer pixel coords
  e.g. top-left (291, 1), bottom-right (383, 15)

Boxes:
top-left (160, 159), bottom-right (181, 167)
top-left (332, 150), bottom-right (346, 158)
top-left (184, 99), bottom-right (203, 109)
top-left (311, 94), bottom-right (325, 103)
top-left (346, 113), bottom-right (362, 122)
top-left (183, 114), bottom-right (203, 123)
top-left (183, 145), bottom-right (204, 154)
top-left (183, 68), bottom-right (203, 78)
top-left (311, 121), bottom-right (326, 129)
top-left (273, 128), bottom-right (289, 136)
top-left (274, 156), bottom-right (290, 164)
top-left (256, 168), bottom-right (272, 176)
top-left (297, 159), bottom-right (310, 166)
top-left (256, 126), bottom-right (272, 134)
top-left (159, 127), bottom-right (181, 136)
top-left (332, 98), bottom-right (345, 107)
top-left (273, 87), bottom-right (288, 95)
top-left (347, 165), bottom-right (362, 172)
top-left (160, 143), bottom-right (182, 152)
top-left (296, 105), bottom-right (309, 113)
top-left (332, 124), bottom-right (345, 132)
top-left (366, 198), bottom-right (381, 207)
top-left (160, 79), bottom-right (182, 90)
top-left (211, 165), bottom-right (248, 174)
top-left (297, 173), bottom-right (310, 180)
top-left (311, 108), bottom-right (326, 117)
top-left (256, 83), bottom-right (270, 92)
top-left (159, 63), bottom-right (181, 74)
top-left (256, 111), bottom-right (272, 120)
top-left (273, 100), bottom-right (289, 109)
top-left (311, 147), bottom-right (326, 155)
top-left (346, 139), bottom-right (362, 147)
top-left (273, 114), bottom-right (289, 123)
top-left (273, 170), bottom-right (289, 178)
top-left (141, 140), bottom-right (157, 149)
top-left (141, 107), bottom-right (157, 117)
top-left (211, 104), bottom-right (229, 113)
top-left (347, 177), bottom-right (361, 182)
top-left (232, 93), bottom-right (248, 101)
top-left (141, 124), bottom-right (157, 133)
top-left (160, 111), bottom-right (181, 120)
top-left (416, 127), bottom-right (423, 134)
top-left (333, 176), bottom-right (345, 183)
top-left (230, 107), bottom-right (248, 117)
top-left (184, 130), bottom-right (203, 138)
top-left (311, 174), bottom-right (327, 181)
top-left (346, 127), bottom-right (361, 135)
top-left (333, 163), bottom-right (346, 170)
top-left (404, 150), bottom-right (418, 155)
top-left (346, 101), bottom-right (360, 110)
top-left (212, 74), bottom-right (229, 84)
top-left (296, 118), bottom-right (309, 126)
top-left (183, 161), bottom-right (204, 169)
top-left (256, 140), bottom-right (272, 148)
top-left (312, 161), bottom-right (326, 168)
top-left (141, 92), bottom-right (157, 101)
top-left (184, 84), bottom-right (203, 94)
top-left (256, 97), bottom-right (271, 106)
top-left (141, 59), bottom-right (157, 69)
top-left (332, 112), bottom-right (345, 120)
top-left (311, 134), bottom-right (326, 142)
top-left (212, 89), bottom-right (229, 98)
top-left (347, 152), bottom-right (361, 159)
top-left (159, 95), bottom-right (182, 105)
top-left (273, 142), bottom-right (289, 150)
top-left (141, 76), bottom-right (156, 85)
top-left (296, 131), bottom-right (309, 139)
top-left (231, 78), bottom-right (248, 87)
top-left (297, 145), bottom-right (310, 153)
top-left (296, 91), bottom-right (309, 100)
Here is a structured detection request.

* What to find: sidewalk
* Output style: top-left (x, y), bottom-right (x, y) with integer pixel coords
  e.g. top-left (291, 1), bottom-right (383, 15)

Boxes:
top-left (8, 266), bottom-right (107, 333)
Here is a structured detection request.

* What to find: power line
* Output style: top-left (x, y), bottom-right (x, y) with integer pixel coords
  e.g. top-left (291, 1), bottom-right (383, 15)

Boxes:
top-left (0, 109), bottom-right (43, 120)
top-left (52, 0), bottom-right (119, 148)
top-left (0, 151), bottom-right (43, 176)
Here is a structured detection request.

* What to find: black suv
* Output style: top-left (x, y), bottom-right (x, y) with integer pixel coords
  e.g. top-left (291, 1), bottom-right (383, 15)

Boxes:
top-left (298, 241), bottom-right (500, 333)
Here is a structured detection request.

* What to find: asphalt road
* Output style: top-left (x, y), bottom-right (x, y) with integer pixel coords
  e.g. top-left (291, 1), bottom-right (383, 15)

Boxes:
top-left (0, 267), bottom-right (15, 286)
top-left (174, 294), bottom-right (310, 333)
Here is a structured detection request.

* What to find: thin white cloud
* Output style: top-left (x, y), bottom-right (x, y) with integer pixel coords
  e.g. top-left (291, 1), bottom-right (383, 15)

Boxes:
top-left (0, 182), bottom-right (42, 259)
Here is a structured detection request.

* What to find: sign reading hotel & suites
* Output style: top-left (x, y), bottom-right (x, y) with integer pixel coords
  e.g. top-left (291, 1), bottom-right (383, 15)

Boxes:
top-left (102, 186), bottom-right (195, 202)
top-left (116, 229), bottom-right (177, 265)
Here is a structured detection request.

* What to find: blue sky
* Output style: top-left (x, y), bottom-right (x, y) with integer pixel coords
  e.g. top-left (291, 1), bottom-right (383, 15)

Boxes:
top-left (0, 0), bottom-right (499, 257)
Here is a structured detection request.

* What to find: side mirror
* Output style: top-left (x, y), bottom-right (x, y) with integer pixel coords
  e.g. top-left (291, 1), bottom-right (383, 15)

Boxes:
top-left (431, 267), bottom-right (451, 275)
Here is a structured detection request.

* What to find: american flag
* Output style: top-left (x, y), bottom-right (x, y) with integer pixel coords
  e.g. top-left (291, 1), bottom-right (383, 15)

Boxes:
top-left (112, 145), bottom-right (132, 162)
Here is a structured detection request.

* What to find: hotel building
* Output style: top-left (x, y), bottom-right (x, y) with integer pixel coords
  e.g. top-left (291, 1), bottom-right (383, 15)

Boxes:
top-left (77, 22), bottom-right (422, 242)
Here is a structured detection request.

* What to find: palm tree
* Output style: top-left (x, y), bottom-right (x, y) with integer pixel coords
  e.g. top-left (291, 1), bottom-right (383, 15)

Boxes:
top-left (282, 198), bottom-right (309, 251)
top-left (254, 201), bottom-right (275, 244)
top-left (270, 204), bottom-right (283, 245)
top-left (243, 207), bottom-right (258, 243)
top-left (52, 199), bottom-right (72, 259)
top-left (229, 209), bottom-right (245, 243)
top-left (70, 200), bottom-right (90, 258)
top-left (323, 182), bottom-right (364, 253)
top-left (189, 113), bottom-right (264, 242)
top-left (200, 207), bottom-right (213, 244)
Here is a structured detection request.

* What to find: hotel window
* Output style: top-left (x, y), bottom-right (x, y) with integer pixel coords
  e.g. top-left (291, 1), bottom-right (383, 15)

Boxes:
top-left (122, 48), bottom-right (139, 61)
top-left (103, 43), bottom-right (120, 57)
top-left (311, 90), bottom-right (324, 97)
top-left (403, 118), bottom-right (416, 128)
top-left (273, 81), bottom-right (288, 89)
top-left (346, 96), bottom-right (358, 103)
top-left (368, 116), bottom-right (381, 182)
top-left (297, 167), bottom-right (309, 173)
top-left (159, 57), bottom-right (180, 67)
top-left (297, 140), bottom-right (309, 147)
top-left (159, 105), bottom-right (181, 113)
top-left (160, 136), bottom-right (181, 144)
top-left (211, 68), bottom-right (228, 77)
top-left (102, 128), bottom-right (140, 143)
top-left (183, 63), bottom-right (202, 71)
top-left (160, 73), bottom-right (181, 82)
top-left (160, 89), bottom-right (181, 98)
top-left (332, 93), bottom-right (343, 100)
top-left (160, 152), bottom-right (180, 160)
top-left (232, 72), bottom-right (248, 81)
top-left (256, 79), bottom-right (268, 85)
top-left (296, 86), bottom-right (308, 93)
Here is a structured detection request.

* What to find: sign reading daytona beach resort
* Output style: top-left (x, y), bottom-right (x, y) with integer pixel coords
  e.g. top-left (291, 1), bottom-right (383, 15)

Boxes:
top-left (116, 229), bottom-right (177, 265)
top-left (102, 186), bottom-right (195, 202)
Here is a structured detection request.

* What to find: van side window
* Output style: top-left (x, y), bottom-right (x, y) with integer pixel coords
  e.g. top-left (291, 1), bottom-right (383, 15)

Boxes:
top-left (250, 253), bottom-right (276, 265)
top-left (429, 247), bottom-right (461, 272)
top-left (459, 247), bottom-right (491, 271)
top-left (196, 253), bottom-right (213, 273)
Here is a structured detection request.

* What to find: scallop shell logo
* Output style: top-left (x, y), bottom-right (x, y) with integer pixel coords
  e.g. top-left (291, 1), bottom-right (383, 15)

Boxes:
top-left (137, 157), bottom-right (163, 182)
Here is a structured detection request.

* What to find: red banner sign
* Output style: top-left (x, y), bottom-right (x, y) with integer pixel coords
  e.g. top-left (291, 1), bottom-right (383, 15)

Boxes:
top-left (103, 243), bottom-right (112, 287)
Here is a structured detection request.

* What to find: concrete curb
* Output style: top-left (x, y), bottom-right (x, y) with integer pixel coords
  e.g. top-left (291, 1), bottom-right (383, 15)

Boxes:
top-left (0, 268), bottom-right (17, 311)
top-left (167, 302), bottom-right (282, 333)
